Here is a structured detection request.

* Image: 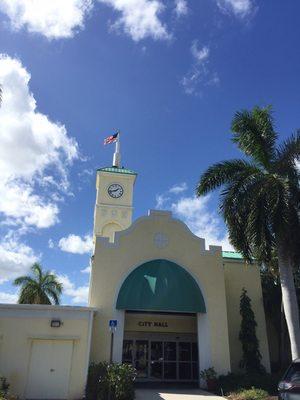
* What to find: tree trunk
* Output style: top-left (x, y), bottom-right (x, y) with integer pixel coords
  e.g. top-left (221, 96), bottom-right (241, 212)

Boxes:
top-left (280, 302), bottom-right (291, 368)
top-left (278, 248), bottom-right (300, 360)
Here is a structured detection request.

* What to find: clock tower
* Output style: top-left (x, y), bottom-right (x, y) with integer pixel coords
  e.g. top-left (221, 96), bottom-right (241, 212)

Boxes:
top-left (93, 137), bottom-right (137, 242)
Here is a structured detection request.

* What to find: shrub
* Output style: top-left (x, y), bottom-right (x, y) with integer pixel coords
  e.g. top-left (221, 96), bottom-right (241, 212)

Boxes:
top-left (85, 362), bottom-right (136, 400)
top-left (217, 372), bottom-right (278, 395)
top-left (85, 362), bottom-right (108, 400)
top-left (0, 376), bottom-right (11, 400)
top-left (0, 377), bottom-right (9, 395)
top-left (228, 387), bottom-right (268, 400)
top-left (105, 363), bottom-right (136, 400)
top-left (200, 367), bottom-right (217, 381)
top-left (239, 289), bottom-right (265, 374)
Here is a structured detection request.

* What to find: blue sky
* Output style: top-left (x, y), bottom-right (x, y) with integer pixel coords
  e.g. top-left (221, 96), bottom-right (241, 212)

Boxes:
top-left (0, 0), bottom-right (299, 304)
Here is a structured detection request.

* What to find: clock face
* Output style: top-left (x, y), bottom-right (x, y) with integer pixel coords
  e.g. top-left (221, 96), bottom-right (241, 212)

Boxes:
top-left (108, 183), bottom-right (124, 198)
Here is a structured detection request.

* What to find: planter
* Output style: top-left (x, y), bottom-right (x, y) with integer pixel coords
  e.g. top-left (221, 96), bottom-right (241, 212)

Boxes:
top-left (206, 378), bottom-right (217, 392)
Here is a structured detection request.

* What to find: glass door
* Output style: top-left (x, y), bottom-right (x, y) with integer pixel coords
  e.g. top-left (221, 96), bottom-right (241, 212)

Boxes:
top-left (122, 340), bottom-right (133, 364)
top-left (122, 337), bottom-right (198, 382)
top-left (163, 341), bottom-right (177, 380)
top-left (135, 340), bottom-right (148, 378)
top-left (150, 341), bottom-right (163, 380)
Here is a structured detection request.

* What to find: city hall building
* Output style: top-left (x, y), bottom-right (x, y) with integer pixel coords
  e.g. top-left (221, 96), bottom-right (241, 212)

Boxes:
top-left (88, 161), bottom-right (270, 380)
top-left (0, 146), bottom-right (271, 398)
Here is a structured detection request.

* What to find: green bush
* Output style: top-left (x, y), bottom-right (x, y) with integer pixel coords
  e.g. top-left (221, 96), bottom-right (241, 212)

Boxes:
top-left (85, 362), bottom-right (136, 400)
top-left (217, 372), bottom-right (278, 395)
top-left (228, 387), bottom-right (268, 400)
top-left (86, 362), bottom-right (109, 400)
top-left (200, 367), bottom-right (217, 381)
top-left (0, 377), bottom-right (9, 395)
top-left (0, 376), bottom-right (11, 400)
top-left (105, 363), bottom-right (136, 400)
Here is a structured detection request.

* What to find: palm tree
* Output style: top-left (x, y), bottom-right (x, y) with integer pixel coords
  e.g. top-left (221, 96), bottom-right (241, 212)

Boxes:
top-left (14, 263), bottom-right (63, 305)
top-left (197, 106), bottom-right (300, 359)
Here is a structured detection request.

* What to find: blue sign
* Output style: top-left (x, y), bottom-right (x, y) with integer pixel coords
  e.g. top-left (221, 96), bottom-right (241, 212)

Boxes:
top-left (109, 319), bottom-right (117, 329)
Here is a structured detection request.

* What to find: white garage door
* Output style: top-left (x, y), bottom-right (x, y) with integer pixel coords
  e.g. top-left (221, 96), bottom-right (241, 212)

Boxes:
top-left (26, 340), bottom-right (73, 399)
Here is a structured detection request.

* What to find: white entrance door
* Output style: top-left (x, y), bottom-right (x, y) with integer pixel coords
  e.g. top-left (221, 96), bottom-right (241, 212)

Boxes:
top-left (26, 340), bottom-right (73, 399)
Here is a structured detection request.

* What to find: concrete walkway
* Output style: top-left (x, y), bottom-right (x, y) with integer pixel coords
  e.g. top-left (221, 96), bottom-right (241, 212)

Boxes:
top-left (135, 388), bottom-right (226, 400)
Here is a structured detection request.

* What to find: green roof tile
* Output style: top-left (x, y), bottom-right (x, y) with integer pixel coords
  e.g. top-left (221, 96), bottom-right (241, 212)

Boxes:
top-left (97, 167), bottom-right (137, 175)
top-left (222, 251), bottom-right (244, 260)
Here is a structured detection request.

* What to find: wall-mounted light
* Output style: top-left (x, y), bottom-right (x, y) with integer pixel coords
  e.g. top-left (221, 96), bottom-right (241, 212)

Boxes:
top-left (50, 319), bottom-right (61, 328)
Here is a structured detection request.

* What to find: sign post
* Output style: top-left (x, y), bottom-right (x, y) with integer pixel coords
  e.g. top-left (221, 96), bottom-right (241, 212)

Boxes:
top-left (109, 320), bottom-right (117, 364)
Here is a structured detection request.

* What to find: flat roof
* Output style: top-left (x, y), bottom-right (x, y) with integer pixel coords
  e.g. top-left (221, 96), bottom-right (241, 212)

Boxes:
top-left (0, 303), bottom-right (97, 312)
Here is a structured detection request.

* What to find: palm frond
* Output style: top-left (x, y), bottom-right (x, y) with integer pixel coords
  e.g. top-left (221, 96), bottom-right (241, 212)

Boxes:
top-left (197, 159), bottom-right (261, 196)
top-left (231, 106), bottom-right (277, 167)
top-left (275, 131), bottom-right (300, 181)
top-left (246, 191), bottom-right (274, 262)
top-left (46, 288), bottom-right (60, 305)
top-left (14, 263), bottom-right (62, 305)
top-left (221, 180), bottom-right (256, 261)
top-left (13, 276), bottom-right (35, 286)
top-left (31, 263), bottom-right (43, 282)
top-left (18, 286), bottom-right (37, 304)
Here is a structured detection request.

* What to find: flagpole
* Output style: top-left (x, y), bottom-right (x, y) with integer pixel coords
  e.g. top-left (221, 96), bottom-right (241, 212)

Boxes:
top-left (112, 130), bottom-right (121, 168)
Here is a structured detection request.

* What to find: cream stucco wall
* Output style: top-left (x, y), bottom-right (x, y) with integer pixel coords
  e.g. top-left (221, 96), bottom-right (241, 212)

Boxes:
top-left (0, 304), bottom-right (95, 399)
top-left (223, 259), bottom-right (270, 372)
top-left (89, 210), bottom-right (232, 375)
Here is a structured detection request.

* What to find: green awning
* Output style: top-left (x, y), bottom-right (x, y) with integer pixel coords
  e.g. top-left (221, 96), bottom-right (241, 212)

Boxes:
top-left (116, 259), bottom-right (206, 313)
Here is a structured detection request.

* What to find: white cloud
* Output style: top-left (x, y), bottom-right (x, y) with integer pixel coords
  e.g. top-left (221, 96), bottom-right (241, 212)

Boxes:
top-left (156, 194), bottom-right (170, 208)
top-left (0, 0), bottom-right (93, 39)
top-left (0, 0), bottom-right (171, 42)
top-left (0, 291), bottom-right (18, 303)
top-left (181, 41), bottom-right (219, 95)
top-left (0, 236), bottom-right (39, 283)
top-left (174, 0), bottom-right (188, 17)
top-left (171, 195), bottom-right (233, 250)
top-left (0, 54), bottom-right (78, 230)
top-left (169, 182), bottom-right (187, 194)
top-left (81, 266), bottom-right (91, 274)
top-left (156, 182), bottom-right (187, 208)
top-left (191, 43), bottom-right (209, 64)
top-left (216, 0), bottom-right (254, 18)
top-left (58, 274), bottom-right (89, 304)
top-left (98, 0), bottom-right (170, 41)
top-left (155, 184), bottom-right (233, 250)
top-left (0, 181), bottom-right (59, 228)
top-left (58, 234), bottom-right (93, 254)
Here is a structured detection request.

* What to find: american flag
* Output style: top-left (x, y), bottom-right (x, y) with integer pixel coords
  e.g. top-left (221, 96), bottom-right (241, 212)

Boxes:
top-left (104, 132), bottom-right (119, 145)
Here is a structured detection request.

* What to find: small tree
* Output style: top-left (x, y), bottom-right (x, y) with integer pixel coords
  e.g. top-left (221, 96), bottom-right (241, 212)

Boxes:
top-left (239, 288), bottom-right (265, 373)
top-left (13, 263), bottom-right (63, 305)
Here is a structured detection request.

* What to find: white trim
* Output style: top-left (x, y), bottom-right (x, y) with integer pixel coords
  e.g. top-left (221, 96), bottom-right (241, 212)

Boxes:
top-left (197, 312), bottom-right (212, 387)
top-left (27, 335), bottom-right (81, 341)
top-left (84, 310), bottom-right (95, 388)
top-left (0, 303), bottom-right (96, 312)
